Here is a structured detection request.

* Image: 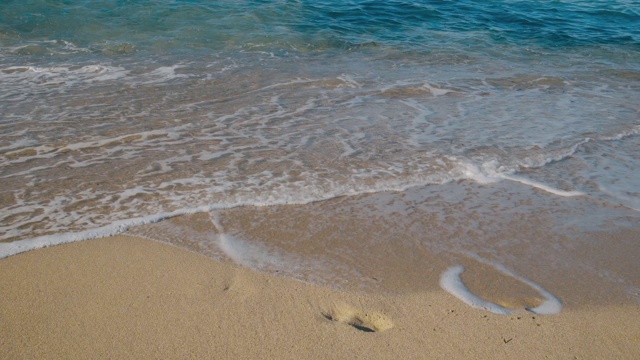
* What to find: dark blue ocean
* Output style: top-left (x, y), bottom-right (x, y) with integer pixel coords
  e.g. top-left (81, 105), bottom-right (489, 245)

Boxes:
top-left (1, 1), bottom-right (639, 307)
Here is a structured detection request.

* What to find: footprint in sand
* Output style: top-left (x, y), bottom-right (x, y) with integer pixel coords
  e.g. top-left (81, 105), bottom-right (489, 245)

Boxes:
top-left (322, 305), bottom-right (393, 333)
top-left (440, 263), bottom-right (563, 315)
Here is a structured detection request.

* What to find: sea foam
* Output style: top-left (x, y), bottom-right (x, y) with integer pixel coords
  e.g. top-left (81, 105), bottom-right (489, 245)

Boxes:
top-left (440, 258), bottom-right (563, 315)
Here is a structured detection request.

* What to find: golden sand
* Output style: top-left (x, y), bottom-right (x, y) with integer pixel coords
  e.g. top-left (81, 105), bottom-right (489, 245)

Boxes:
top-left (1, 235), bottom-right (639, 359)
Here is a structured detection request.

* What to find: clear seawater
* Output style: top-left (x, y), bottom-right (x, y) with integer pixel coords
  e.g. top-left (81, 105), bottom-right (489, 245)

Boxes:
top-left (1, 1), bottom-right (639, 303)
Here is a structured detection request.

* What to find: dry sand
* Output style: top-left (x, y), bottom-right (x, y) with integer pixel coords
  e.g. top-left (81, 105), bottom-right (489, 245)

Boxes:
top-left (1, 235), bottom-right (639, 359)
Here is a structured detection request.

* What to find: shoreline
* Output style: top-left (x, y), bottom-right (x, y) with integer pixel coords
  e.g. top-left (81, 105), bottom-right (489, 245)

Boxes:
top-left (2, 2), bottom-right (639, 358)
top-left (2, 235), bottom-right (639, 359)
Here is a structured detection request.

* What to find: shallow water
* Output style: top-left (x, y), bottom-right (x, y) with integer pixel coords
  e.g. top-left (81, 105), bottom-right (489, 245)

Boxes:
top-left (1, 0), bottom-right (639, 308)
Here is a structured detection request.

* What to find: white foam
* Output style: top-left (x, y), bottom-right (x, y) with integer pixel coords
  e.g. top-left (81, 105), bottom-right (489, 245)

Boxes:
top-left (518, 139), bottom-right (590, 169)
top-left (0, 211), bottom-right (180, 259)
top-left (217, 232), bottom-right (283, 269)
top-left (422, 82), bottom-right (455, 96)
top-left (0, 137), bottom-right (36, 152)
top-left (2, 147), bottom-right (590, 252)
top-left (138, 65), bottom-right (189, 84)
top-left (517, 125), bottom-right (640, 171)
top-left (0, 187), bottom-right (321, 257)
top-left (209, 212), bottom-right (285, 269)
top-left (337, 74), bottom-right (361, 88)
top-left (0, 129), bottom-right (176, 167)
top-left (56, 40), bottom-right (91, 53)
top-left (456, 159), bottom-right (584, 197)
top-left (440, 265), bottom-right (514, 314)
top-left (1, 177), bottom-right (458, 259)
top-left (499, 174), bottom-right (584, 197)
top-left (1, 64), bottom-right (128, 81)
top-left (457, 161), bottom-right (500, 185)
top-left (440, 259), bottom-right (563, 315)
top-left (599, 125), bottom-right (640, 141)
top-left (474, 257), bottom-right (563, 315)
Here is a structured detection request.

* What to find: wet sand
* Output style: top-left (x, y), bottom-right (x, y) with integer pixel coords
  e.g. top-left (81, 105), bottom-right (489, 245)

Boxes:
top-left (1, 235), bottom-right (639, 359)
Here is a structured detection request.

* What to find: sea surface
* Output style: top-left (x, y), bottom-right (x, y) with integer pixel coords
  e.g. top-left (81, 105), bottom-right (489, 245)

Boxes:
top-left (1, 1), bottom-right (639, 309)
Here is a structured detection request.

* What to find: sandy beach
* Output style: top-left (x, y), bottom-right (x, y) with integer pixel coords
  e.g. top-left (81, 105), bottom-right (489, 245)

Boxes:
top-left (2, 1), bottom-right (640, 359)
top-left (1, 235), bottom-right (638, 359)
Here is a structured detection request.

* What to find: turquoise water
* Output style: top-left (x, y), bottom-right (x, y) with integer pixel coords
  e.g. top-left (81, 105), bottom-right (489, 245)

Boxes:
top-left (2, 0), bottom-right (639, 55)
top-left (1, 1), bottom-right (639, 302)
